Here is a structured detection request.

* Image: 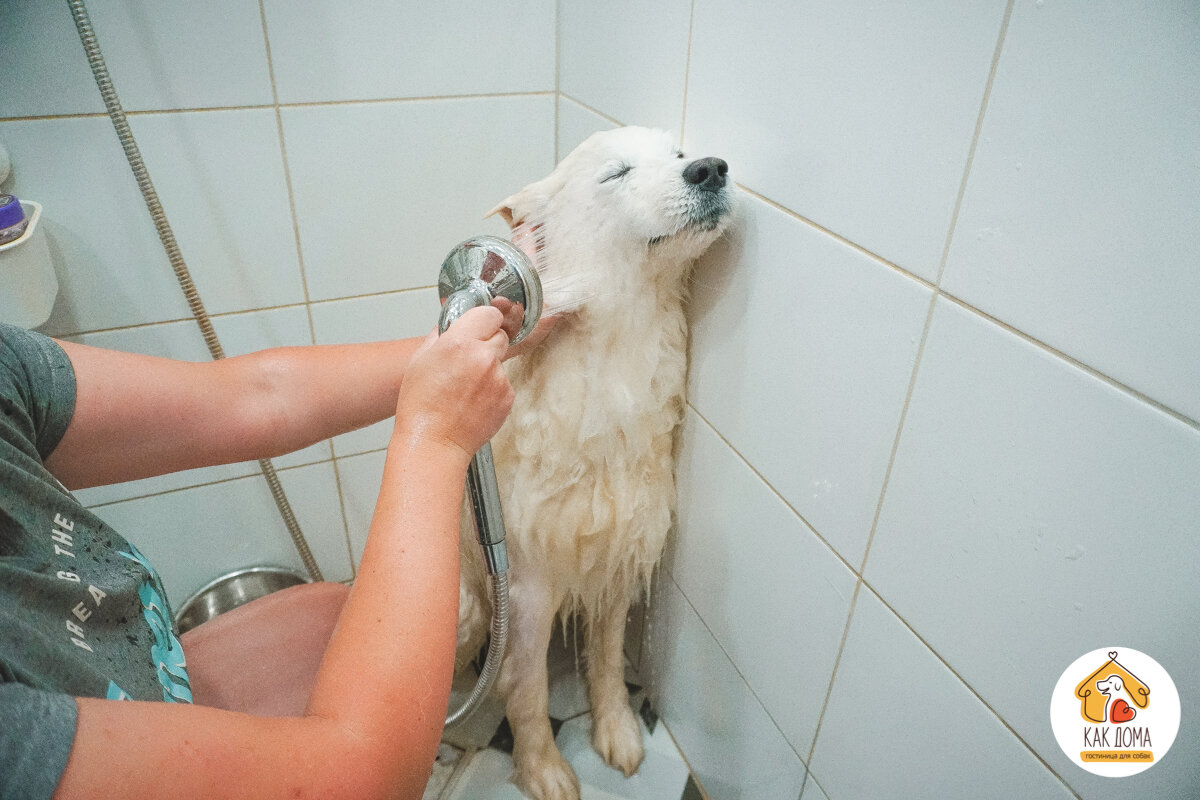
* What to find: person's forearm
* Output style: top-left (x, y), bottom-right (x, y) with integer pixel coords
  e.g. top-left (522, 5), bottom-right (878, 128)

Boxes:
top-left (228, 338), bottom-right (424, 458)
top-left (304, 422), bottom-right (468, 793)
top-left (49, 336), bottom-right (426, 489)
top-left (57, 429), bottom-right (470, 800)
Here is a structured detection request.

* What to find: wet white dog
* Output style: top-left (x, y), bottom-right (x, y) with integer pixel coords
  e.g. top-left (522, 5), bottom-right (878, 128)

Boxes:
top-left (457, 126), bottom-right (735, 800)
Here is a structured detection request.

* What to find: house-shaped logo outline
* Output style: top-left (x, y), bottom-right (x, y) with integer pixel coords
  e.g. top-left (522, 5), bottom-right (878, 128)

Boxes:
top-left (1074, 650), bottom-right (1150, 723)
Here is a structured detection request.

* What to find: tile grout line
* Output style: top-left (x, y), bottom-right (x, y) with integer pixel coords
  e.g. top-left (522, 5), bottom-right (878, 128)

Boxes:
top-left (661, 568), bottom-right (813, 767)
top-left (933, 0), bottom-right (1015, 287)
top-left (553, 0), bottom-right (562, 162)
top-left (682, 402), bottom-right (862, 580)
top-left (83, 445), bottom-right (390, 510)
top-left (859, 581), bottom-right (1085, 799)
top-left (0, 91), bottom-right (559, 125)
top-left (52, 286), bottom-right (439, 341)
top-left (723, 190), bottom-right (1200, 438)
top-left (803, 0), bottom-right (1017, 771)
top-left (679, 0), bottom-right (698, 144)
top-left (255, 0), bottom-right (357, 577)
top-left (557, 92), bottom-right (627, 128)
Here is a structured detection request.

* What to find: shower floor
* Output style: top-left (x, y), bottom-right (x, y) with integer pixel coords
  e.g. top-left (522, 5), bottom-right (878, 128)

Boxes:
top-left (425, 634), bottom-right (704, 800)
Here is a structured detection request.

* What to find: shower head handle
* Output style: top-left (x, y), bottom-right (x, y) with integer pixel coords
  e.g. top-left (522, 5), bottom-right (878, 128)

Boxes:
top-left (438, 235), bottom-right (543, 344)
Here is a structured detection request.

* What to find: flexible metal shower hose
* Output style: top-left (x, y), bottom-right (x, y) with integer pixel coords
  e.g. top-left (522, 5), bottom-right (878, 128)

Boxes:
top-left (67, 0), bottom-right (323, 582)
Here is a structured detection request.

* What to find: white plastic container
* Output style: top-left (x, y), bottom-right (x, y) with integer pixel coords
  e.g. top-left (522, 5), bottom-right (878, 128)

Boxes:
top-left (0, 200), bottom-right (58, 329)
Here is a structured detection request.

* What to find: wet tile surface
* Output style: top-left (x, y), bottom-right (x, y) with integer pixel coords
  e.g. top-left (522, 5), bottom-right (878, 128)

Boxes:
top-left (430, 635), bottom-right (701, 800)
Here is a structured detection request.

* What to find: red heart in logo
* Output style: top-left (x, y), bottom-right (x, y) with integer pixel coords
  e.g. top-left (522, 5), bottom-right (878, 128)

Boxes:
top-left (1110, 699), bottom-right (1136, 723)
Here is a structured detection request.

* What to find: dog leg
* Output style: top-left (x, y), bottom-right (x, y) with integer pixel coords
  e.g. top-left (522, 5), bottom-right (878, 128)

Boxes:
top-left (586, 592), bottom-right (644, 777)
top-left (502, 575), bottom-right (580, 800)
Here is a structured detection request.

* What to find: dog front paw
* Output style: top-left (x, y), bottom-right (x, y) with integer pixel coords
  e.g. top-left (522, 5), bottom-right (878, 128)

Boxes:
top-left (513, 747), bottom-right (580, 800)
top-left (591, 705), bottom-right (645, 777)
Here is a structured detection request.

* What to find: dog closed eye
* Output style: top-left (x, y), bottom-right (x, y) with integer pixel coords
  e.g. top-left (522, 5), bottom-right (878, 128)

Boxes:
top-left (600, 163), bottom-right (632, 183)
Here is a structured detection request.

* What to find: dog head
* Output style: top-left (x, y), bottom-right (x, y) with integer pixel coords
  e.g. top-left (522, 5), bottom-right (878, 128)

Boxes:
top-left (489, 127), bottom-right (736, 314)
top-left (1097, 675), bottom-right (1125, 696)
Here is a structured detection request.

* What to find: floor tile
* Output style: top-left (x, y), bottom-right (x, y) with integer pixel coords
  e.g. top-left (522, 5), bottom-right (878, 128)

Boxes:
top-left (557, 714), bottom-right (690, 800)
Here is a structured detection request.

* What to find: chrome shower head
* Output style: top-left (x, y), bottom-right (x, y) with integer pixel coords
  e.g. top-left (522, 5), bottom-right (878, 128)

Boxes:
top-left (438, 235), bottom-right (543, 345)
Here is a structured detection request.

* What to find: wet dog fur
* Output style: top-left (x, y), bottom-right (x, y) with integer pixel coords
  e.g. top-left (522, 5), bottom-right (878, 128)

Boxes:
top-left (456, 126), bottom-right (735, 800)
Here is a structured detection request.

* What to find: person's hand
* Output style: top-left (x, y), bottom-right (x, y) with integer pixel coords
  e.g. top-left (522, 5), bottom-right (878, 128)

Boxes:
top-left (394, 306), bottom-right (513, 458)
top-left (489, 296), bottom-right (561, 361)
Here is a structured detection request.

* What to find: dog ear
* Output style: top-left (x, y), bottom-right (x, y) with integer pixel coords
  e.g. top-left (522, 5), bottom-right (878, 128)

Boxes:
top-left (485, 169), bottom-right (568, 229)
top-left (485, 197), bottom-right (521, 227)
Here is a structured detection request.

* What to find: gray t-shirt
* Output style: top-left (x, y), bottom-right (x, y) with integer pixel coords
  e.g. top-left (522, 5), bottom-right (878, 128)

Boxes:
top-left (0, 323), bottom-right (192, 800)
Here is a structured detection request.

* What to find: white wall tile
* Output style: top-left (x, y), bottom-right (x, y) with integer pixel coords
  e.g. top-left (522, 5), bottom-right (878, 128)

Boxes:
top-left (942, 1), bottom-right (1200, 421)
top-left (91, 462), bottom-right (353, 608)
top-left (687, 194), bottom-right (930, 564)
top-left (556, 96), bottom-right (616, 162)
top-left (0, 0), bottom-right (273, 118)
top-left (558, 0), bottom-right (692, 132)
top-left (684, 0), bottom-right (1008, 279)
top-left (810, 588), bottom-right (1075, 799)
top-left (309, 291), bottom-right (440, 456)
top-left (261, 0), bottom-right (555, 104)
top-left (334, 450), bottom-right (387, 566)
top-left (280, 96), bottom-right (554, 301)
top-left (865, 299), bottom-right (1200, 799)
top-left (68, 308), bottom-right (330, 507)
top-left (0, 2), bottom-right (106, 117)
top-left (119, 110), bottom-right (307, 312)
top-left (3, 117), bottom-right (192, 333)
top-left (6, 109), bottom-right (303, 336)
top-left (801, 774), bottom-right (829, 800)
top-left (667, 410), bottom-right (857, 756)
top-left (649, 577), bottom-right (808, 800)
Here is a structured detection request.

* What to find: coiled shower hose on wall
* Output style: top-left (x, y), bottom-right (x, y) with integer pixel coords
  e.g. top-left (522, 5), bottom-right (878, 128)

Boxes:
top-left (67, 0), bottom-right (323, 582)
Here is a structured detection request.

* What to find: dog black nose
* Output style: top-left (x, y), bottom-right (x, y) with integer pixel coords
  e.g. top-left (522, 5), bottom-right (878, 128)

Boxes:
top-left (683, 157), bottom-right (728, 191)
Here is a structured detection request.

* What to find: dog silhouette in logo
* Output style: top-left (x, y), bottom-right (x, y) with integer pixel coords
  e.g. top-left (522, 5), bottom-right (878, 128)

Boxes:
top-left (1096, 675), bottom-right (1138, 723)
top-left (1076, 650), bottom-right (1150, 723)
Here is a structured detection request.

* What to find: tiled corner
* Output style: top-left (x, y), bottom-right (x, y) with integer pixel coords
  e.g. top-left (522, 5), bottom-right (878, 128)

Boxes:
top-left (942, 0), bottom-right (1200, 422)
top-left (809, 587), bottom-right (1075, 800)
top-left (864, 298), bottom-right (1200, 799)
top-left (435, 629), bottom-right (695, 800)
top-left (0, 1), bottom-right (273, 118)
top-left (687, 193), bottom-right (931, 565)
top-left (90, 461), bottom-right (353, 608)
top-left (649, 577), bottom-right (807, 800)
top-left (683, 0), bottom-right (1008, 279)
top-left (558, 0), bottom-right (693, 132)
top-left (261, 0), bottom-right (555, 104)
top-left (279, 96), bottom-right (555, 302)
top-left (555, 714), bottom-right (691, 800)
top-left (800, 773), bottom-right (829, 800)
top-left (556, 97), bottom-right (618, 163)
top-left (667, 409), bottom-right (857, 756)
